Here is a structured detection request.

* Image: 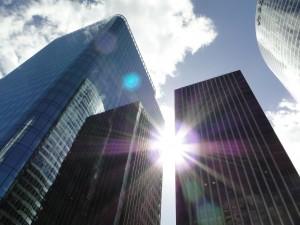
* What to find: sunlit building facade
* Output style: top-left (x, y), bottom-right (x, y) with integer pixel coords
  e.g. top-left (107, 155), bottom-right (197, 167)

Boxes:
top-left (0, 15), bottom-right (163, 225)
top-left (256, 0), bottom-right (300, 102)
top-left (31, 103), bottom-right (162, 225)
top-left (175, 71), bottom-right (300, 224)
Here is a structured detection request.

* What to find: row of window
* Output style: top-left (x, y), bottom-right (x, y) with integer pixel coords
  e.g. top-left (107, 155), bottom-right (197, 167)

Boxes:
top-left (175, 72), bottom-right (299, 224)
top-left (0, 79), bottom-right (104, 225)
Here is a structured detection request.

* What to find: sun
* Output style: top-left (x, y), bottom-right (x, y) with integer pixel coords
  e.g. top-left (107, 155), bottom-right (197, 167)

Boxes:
top-left (152, 124), bottom-right (186, 166)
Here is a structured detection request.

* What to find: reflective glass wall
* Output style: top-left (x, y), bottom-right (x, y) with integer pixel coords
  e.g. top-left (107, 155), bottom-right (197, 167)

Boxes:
top-left (256, 0), bottom-right (300, 101)
top-left (0, 15), bottom-right (163, 225)
top-left (0, 79), bottom-right (104, 224)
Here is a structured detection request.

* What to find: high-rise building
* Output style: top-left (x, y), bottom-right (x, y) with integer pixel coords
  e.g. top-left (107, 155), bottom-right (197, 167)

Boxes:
top-left (175, 71), bottom-right (300, 224)
top-left (256, 0), bottom-right (300, 102)
top-left (31, 102), bottom-right (162, 225)
top-left (0, 15), bottom-right (163, 225)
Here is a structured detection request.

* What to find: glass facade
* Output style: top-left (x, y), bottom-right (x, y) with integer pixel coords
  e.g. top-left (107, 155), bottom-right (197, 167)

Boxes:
top-left (0, 79), bottom-right (104, 224)
top-left (256, 0), bottom-right (300, 101)
top-left (31, 103), bottom-right (162, 225)
top-left (0, 15), bottom-right (163, 224)
top-left (175, 71), bottom-right (300, 225)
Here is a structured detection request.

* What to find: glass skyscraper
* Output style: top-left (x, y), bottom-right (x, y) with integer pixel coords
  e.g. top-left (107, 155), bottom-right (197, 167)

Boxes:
top-left (31, 102), bottom-right (162, 225)
top-left (175, 71), bottom-right (300, 224)
top-left (256, 0), bottom-right (300, 101)
top-left (0, 15), bottom-right (163, 225)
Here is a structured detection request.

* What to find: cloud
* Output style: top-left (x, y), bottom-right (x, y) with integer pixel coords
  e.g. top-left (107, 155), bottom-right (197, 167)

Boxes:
top-left (160, 104), bottom-right (175, 130)
top-left (0, 0), bottom-right (217, 96)
top-left (266, 99), bottom-right (300, 174)
top-left (280, 66), bottom-right (300, 103)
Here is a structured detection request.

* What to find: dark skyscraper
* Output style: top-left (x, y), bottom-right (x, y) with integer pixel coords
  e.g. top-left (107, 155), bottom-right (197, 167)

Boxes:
top-left (31, 102), bottom-right (162, 225)
top-left (0, 15), bottom-right (162, 224)
top-left (175, 71), bottom-right (300, 224)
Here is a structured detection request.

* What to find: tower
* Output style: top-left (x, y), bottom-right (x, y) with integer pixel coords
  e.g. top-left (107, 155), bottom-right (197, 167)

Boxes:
top-left (175, 71), bottom-right (300, 224)
top-left (256, 0), bottom-right (300, 102)
top-left (0, 15), bottom-right (163, 224)
top-left (32, 103), bottom-right (162, 225)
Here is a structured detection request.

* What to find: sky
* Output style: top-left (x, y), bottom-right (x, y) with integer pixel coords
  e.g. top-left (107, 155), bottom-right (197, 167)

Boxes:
top-left (0, 0), bottom-right (299, 225)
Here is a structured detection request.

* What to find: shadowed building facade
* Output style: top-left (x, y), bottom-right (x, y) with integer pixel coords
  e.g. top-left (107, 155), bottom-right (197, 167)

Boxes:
top-left (0, 15), bottom-right (163, 225)
top-left (31, 103), bottom-right (162, 225)
top-left (175, 71), bottom-right (300, 225)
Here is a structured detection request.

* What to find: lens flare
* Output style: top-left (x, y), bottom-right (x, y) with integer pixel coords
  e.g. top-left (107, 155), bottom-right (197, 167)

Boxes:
top-left (94, 32), bottom-right (117, 54)
top-left (159, 133), bottom-right (185, 165)
top-left (182, 177), bottom-right (204, 203)
top-left (122, 72), bottom-right (141, 91)
top-left (196, 202), bottom-right (224, 225)
top-left (151, 124), bottom-right (187, 166)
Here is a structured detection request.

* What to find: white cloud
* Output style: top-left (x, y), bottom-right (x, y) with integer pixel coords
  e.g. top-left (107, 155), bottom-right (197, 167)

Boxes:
top-left (266, 99), bottom-right (300, 174)
top-left (160, 104), bottom-right (175, 130)
top-left (281, 66), bottom-right (300, 103)
top-left (0, 0), bottom-right (216, 96)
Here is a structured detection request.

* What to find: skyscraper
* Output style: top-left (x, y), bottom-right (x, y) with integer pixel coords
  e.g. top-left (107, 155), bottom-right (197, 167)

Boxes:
top-left (175, 71), bottom-right (300, 224)
top-left (0, 15), bottom-right (163, 224)
top-left (256, 0), bottom-right (300, 102)
top-left (31, 102), bottom-right (162, 225)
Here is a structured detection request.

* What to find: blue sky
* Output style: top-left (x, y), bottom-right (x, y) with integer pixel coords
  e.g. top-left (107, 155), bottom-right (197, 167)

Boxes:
top-left (160, 0), bottom-right (292, 110)
top-left (0, 1), bottom-right (299, 225)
